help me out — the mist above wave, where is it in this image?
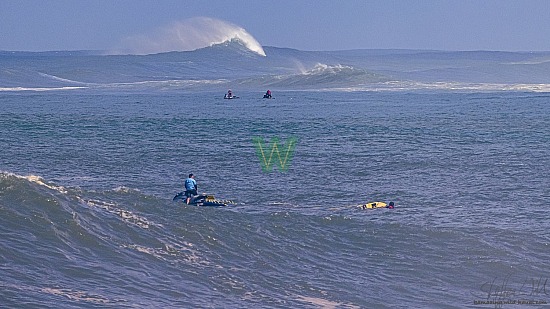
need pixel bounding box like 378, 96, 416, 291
111, 17, 266, 56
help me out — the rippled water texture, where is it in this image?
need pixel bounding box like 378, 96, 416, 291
1, 90, 549, 308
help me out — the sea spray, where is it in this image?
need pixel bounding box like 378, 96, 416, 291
113, 17, 266, 56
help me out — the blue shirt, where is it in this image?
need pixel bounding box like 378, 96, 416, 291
185, 178, 196, 191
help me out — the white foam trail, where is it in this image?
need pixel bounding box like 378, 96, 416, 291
506, 57, 550, 65
0, 86, 87, 92
38, 72, 86, 85
113, 17, 266, 56
295, 295, 360, 309
328, 81, 550, 93
16, 174, 69, 194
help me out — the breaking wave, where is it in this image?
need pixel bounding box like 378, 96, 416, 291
112, 17, 266, 56
3, 46, 550, 92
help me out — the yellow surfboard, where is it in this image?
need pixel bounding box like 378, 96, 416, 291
358, 202, 387, 209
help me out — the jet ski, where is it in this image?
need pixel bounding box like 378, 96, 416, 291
224, 94, 239, 99
173, 192, 235, 207
263, 90, 273, 99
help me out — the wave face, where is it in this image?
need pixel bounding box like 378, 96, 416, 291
2, 165, 549, 308
2, 47, 550, 92
236, 63, 389, 89
113, 17, 266, 56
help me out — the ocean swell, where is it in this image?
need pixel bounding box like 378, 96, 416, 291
112, 17, 266, 56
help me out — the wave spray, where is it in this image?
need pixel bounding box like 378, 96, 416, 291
113, 17, 266, 56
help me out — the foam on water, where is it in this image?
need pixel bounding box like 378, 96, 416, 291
0, 86, 87, 92
3, 45, 550, 92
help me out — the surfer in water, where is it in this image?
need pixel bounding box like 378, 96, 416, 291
264, 89, 272, 98
184, 173, 197, 204
225, 89, 233, 99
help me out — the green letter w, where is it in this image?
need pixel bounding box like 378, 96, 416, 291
253, 137, 298, 172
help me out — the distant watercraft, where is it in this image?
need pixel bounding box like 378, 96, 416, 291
263, 90, 272, 99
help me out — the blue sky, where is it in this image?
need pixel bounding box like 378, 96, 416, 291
1, 0, 550, 52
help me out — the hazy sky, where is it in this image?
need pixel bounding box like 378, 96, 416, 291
1, 0, 550, 52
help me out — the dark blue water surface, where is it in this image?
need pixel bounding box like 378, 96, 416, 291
1, 89, 549, 308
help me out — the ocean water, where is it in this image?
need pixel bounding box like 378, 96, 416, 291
1, 45, 550, 308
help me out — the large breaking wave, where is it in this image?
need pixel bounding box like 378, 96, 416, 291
2, 47, 550, 92
112, 17, 266, 56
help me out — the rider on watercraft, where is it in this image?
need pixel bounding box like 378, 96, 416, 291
184, 173, 197, 204
225, 89, 233, 99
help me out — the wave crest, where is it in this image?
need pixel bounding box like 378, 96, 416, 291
239, 63, 388, 89
113, 17, 266, 56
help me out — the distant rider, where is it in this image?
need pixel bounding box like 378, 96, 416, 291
264, 90, 272, 98
225, 89, 233, 99
184, 173, 197, 204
